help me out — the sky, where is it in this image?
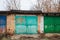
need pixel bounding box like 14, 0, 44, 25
20, 0, 37, 10
0, 0, 59, 11
0, 0, 10, 11
0, 0, 37, 11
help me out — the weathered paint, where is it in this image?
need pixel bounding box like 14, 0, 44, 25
0, 16, 6, 33
40, 16, 44, 33
44, 16, 60, 33
15, 15, 38, 34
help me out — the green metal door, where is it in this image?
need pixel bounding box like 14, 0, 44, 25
54, 16, 60, 33
44, 25, 54, 33
15, 15, 38, 34
55, 25, 60, 33
55, 16, 60, 24
44, 16, 54, 25
44, 16, 60, 33
44, 16, 54, 33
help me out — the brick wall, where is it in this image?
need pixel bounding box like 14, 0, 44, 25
7, 14, 15, 34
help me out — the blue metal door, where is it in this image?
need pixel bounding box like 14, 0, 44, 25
0, 16, 6, 33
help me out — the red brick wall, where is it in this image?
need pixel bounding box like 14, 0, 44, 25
7, 14, 15, 34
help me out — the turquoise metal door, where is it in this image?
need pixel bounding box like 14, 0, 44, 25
15, 15, 38, 34
15, 16, 26, 25
26, 16, 38, 34
26, 16, 37, 25
27, 25, 37, 34
15, 16, 26, 34
15, 25, 26, 34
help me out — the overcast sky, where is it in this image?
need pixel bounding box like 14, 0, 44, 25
20, 0, 37, 10
0, 0, 59, 11
0, 0, 37, 11
0, 0, 8, 11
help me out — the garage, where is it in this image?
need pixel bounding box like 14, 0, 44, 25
15, 15, 38, 34
0, 15, 6, 33
44, 16, 60, 33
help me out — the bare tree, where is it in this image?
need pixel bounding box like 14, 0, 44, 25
1, 0, 59, 12
5, 0, 12, 10
12, 0, 21, 10
32, 0, 59, 12
0, 0, 11, 11
32, 0, 42, 10
58, 1, 60, 12
5, 0, 20, 10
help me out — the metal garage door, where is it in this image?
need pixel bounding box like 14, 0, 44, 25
54, 16, 60, 33
44, 16, 60, 33
0, 16, 6, 33
15, 15, 38, 34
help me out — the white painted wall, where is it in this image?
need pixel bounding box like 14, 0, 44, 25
40, 16, 44, 33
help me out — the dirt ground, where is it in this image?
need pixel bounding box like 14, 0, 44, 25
0, 34, 60, 40
1, 37, 60, 40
